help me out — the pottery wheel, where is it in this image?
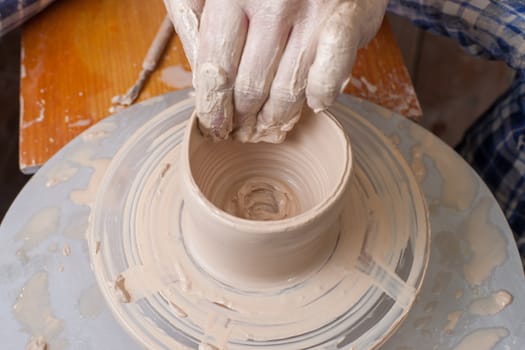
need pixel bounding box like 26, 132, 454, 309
1, 91, 524, 350
87, 98, 429, 350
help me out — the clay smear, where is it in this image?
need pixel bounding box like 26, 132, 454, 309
223, 176, 299, 220
62, 244, 71, 257
452, 328, 508, 350
444, 311, 462, 334
463, 198, 507, 286
409, 124, 478, 211
469, 290, 513, 316
26, 336, 47, 350
13, 272, 67, 350
70, 159, 111, 206
81, 121, 116, 142
65, 146, 112, 206
45, 164, 78, 187
410, 145, 425, 183
114, 275, 132, 303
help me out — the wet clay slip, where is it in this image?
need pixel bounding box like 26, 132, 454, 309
87, 99, 430, 350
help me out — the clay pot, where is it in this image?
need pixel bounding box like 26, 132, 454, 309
180, 109, 352, 290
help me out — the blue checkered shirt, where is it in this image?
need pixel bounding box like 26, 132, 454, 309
0, 0, 54, 37
2, 1, 525, 257
389, 0, 525, 259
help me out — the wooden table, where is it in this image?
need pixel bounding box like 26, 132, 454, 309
19, 0, 421, 174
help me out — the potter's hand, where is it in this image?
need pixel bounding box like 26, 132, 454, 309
164, 0, 388, 142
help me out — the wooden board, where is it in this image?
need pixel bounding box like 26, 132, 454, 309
20, 0, 421, 173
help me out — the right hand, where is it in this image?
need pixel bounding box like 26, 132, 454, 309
164, 0, 388, 143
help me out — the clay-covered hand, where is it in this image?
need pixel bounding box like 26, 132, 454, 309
164, 0, 388, 142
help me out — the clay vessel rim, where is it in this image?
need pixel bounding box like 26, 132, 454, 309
181, 110, 353, 232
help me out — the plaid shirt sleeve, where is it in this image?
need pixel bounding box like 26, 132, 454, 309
387, 0, 525, 73
388, 0, 525, 258
0, 0, 55, 37
455, 79, 525, 260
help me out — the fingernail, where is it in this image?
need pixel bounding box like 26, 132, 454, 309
211, 111, 232, 140
307, 96, 328, 113
196, 111, 231, 141
195, 63, 233, 140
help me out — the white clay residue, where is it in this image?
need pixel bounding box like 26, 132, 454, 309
20, 95, 25, 121
165, 297, 188, 318
452, 327, 509, 350
15, 207, 60, 252
62, 244, 71, 257
389, 133, 401, 146
114, 275, 132, 303
13, 272, 67, 350
409, 125, 478, 210
349, 76, 362, 89
469, 290, 513, 316
26, 336, 47, 350
410, 145, 426, 183
360, 76, 378, 94
68, 119, 92, 128
22, 101, 45, 128
45, 164, 79, 188
463, 198, 507, 286
64, 146, 113, 216
224, 176, 299, 220
108, 105, 125, 114
78, 285, 105, 319
82, 121, 117, 141
160, 65, 193, 89
444, 310, 462, 334
70, 159, 111, 206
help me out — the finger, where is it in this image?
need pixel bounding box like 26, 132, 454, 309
164, 0, 204, 70
251, 23, 318, 143
232, 17, 292, 142
306, 2, 360, 112
196, 0, 248, 140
